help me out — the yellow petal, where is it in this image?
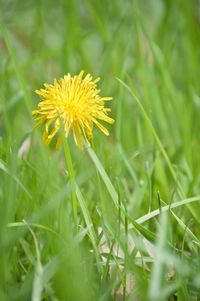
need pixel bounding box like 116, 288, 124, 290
94, 120, 109, 136
56, 135, 62, 149
72, 124, 83, 149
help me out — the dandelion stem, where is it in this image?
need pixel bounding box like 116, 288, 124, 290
63, 138, 78, 231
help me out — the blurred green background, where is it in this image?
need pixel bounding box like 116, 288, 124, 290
0, 0, 200, 300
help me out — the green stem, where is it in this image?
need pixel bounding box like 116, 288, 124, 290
63, 138, 78, 231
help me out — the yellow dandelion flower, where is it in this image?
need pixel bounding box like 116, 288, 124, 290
32, 71, 114, 149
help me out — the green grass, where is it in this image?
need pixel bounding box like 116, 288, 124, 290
1, 0, 200, 300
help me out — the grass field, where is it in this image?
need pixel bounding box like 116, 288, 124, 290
1, 0, 200, 300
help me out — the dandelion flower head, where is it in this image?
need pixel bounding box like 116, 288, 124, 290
32, 71, 114, 149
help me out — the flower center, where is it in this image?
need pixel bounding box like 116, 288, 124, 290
62, 101, 83, 123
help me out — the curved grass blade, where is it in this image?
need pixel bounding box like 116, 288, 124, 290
136, 196, 200, 224
116, 77, 198, 221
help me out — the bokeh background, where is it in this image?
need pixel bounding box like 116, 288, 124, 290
1, 1, 200, 300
